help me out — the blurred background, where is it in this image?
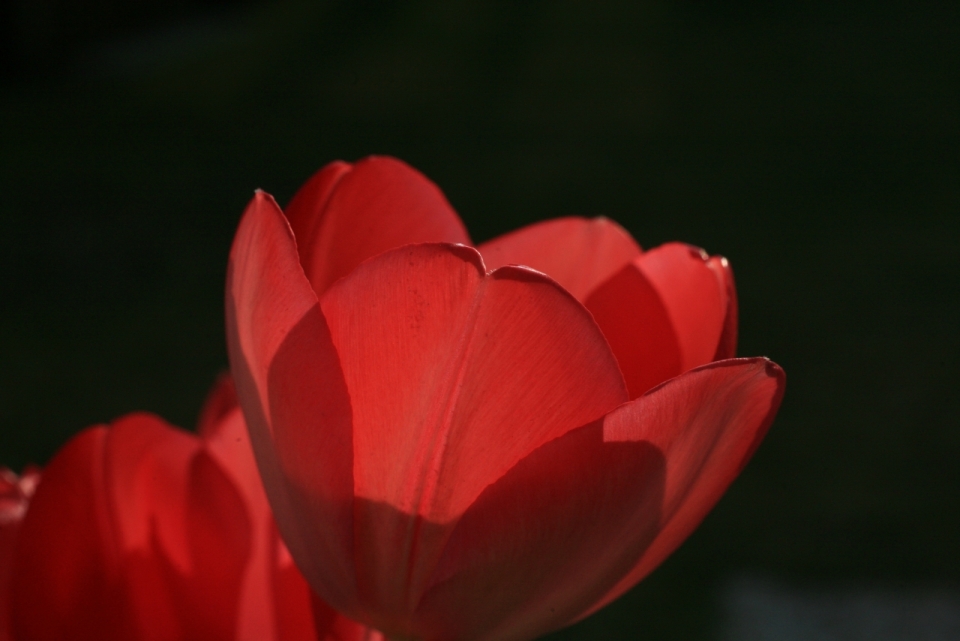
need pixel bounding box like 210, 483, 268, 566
1, 0, 958, 638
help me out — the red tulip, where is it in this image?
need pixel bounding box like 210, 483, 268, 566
226, 156, 785, 640
5, 377, 381, 641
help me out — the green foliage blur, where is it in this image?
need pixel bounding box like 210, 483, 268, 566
1, 1, 958, 638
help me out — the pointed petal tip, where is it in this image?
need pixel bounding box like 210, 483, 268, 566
761, 357, 785, 380
251, 188, 279, 206
488, 263, 548, 282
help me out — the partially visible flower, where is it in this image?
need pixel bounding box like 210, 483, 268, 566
1, 466, 39, 641
226, 156, 785, 640
5, 377, 381, 641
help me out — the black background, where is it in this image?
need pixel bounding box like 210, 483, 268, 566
2, 1, 958, 638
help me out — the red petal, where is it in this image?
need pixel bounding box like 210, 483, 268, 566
311, 592, 387, 641
203, 408, 266, 530
158, 450, 251, 640
583, 358, 785, 615
414, 419, 665, 640
634, 243, 729, 372
196, 373, 239, 437
478, 217, 641, 301
708, 256, 738, 360
226, 191, 357, 614
204, 407, 320, 641
273, 530, 321, 641
105, 414, 248, 640
585, 263, 683, 398
10, 427, 131, 640
319, 243, 627, 623
103, 413, 198, 561
285, 156, 471, 297
284, 161, 352, 260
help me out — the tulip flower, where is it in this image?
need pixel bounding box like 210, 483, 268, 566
5, 377, 380, 641
226, 156, 785, 640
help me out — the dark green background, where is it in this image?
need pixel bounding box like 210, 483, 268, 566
2, 1, 958, 638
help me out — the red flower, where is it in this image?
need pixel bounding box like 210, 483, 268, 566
226, 156, 785, 640
4, 377, 380, 641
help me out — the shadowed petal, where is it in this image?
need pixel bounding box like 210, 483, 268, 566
415, 422, 665, 641
585, 263, 682, 398
161, 451, 251, 640
319, 243, 628, 626
285, 157, 471, 297
11, 428, 129, 640
478, 217, 641, 301
202, 408, 280, 640
312, 591, 388, 641
583, 358, 785, 616
105, 414, 251, 639
226, 191, 357, 615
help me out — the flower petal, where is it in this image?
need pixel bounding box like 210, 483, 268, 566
311, 591, 388, 641
109, 414, 252, 640
273, 528, 321, 641
285, 156, 471, 297
414, 420, 666, 641
104, 413, 199, 563
202, 409, 280, 640
708, 255, 738, 360
478, 217, 641, 301
10, 427, 128, 639
583, 357, 785, 615
319, 243, 628, 624
156, 449, 251, 640
226, 191, 357, 615
196, 373, 239, 437
585, 262, 682, 398
633, 243, 730, 372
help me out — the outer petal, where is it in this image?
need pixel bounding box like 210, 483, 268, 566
584, 357, 785, 615
12, 415, 254, 640
633, 243, 730, 372
414, 421, 665, 641
478, 217, 641, 301
104, 413, 201, 566
285, 156, 471, 297
226, 191, 357, 614
110, 414, 254, 640
319, 243, 628, 632
10, 427, 130, 640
